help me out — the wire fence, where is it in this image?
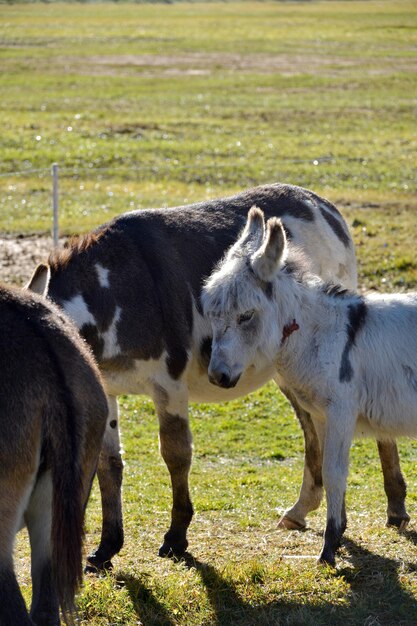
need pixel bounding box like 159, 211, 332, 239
1, 158, 338, 244
0, 156, 412, 245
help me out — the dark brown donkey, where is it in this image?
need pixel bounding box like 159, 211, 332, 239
0, 284, 108, 626
27, 183, 409, 572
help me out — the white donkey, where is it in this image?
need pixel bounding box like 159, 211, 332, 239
203, 206, 417, 566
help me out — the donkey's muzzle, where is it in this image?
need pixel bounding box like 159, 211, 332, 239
209, 369, 240, 389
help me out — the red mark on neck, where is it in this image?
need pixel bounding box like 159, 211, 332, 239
281, 319, 300, 345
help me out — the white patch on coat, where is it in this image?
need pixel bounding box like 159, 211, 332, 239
61, 294, 96, 329
285, 214, 357, 290
103, 353, 169, 397
95, 263, 110, 288
102, 306, 122, 359
101, 396, 124, 457
153, 368, 189, 418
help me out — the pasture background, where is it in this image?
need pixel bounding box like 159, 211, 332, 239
1, 1, 417, 624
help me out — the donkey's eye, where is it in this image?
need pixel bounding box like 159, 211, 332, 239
237, 310, 254, 324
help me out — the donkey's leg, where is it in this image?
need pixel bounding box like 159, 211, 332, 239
86, 395, 124, 572
0, 477, 35, 625
25, 471, 60, 626
319, 407, 355, 567
277, 386, 324, 530
153, 380, 194, 558
377, 440, 410, 529
0, 566, 34, 626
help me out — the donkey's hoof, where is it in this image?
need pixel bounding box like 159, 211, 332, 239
387, 514, 410, 530
85, 553, 113, 575
318, 550, 336, 568
84, 561, 113, 575
278, 515, 306, 531
158, 540, 187, 559
30, 611, 60, 626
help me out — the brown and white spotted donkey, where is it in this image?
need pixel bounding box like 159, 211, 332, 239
0, 283, 108, 626
27, 183, 409, 571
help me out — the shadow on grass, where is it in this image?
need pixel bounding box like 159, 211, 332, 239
188, 541, 417, 626
117, 572, 176, 626
338, 538, 417, 625
117, 539, 417, 626
402, 528, 417, 548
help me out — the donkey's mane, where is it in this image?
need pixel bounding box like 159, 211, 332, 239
48, 228, 108, 269
321, 282, 357, 299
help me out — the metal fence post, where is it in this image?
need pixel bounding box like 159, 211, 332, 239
52, 163, 59, 246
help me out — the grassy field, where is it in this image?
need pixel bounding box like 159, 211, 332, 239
0, 1, 416, 233
2, 1, 417, 624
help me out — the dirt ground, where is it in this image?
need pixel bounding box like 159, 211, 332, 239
52, 53, 415, 78
0, 235, 61, 287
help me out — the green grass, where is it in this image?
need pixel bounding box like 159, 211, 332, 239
5, 2, 417, 624
0, 1, 416, 233
17, 389, 417, 625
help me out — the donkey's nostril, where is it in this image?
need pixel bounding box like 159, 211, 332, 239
219, 372, 231, 388
208, 369, 231, 388
209, 369, 240, 389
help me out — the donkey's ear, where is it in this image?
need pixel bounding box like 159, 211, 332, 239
250, 217, 287, 282
25, 263, 51, 296
232, 205, 265, 253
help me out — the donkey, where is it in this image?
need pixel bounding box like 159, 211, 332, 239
202, 206, 417, 566
0, 284, 108, 626
27, 183, 409, 570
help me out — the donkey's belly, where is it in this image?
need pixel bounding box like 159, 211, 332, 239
100, 351, 275, 402
101, 356, 166, 397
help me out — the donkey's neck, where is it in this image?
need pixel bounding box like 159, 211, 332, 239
273, 274, 344, 371
273, 273, 315, 342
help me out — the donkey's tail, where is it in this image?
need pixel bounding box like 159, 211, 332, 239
45, 373, 86, 625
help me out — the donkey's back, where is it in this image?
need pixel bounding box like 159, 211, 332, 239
41, 183, 356, 399
0, 285, 108, 625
